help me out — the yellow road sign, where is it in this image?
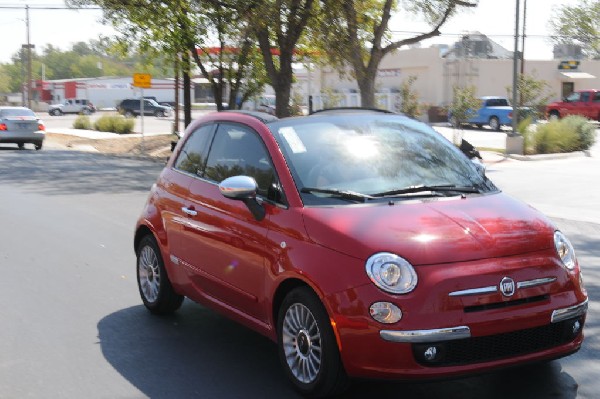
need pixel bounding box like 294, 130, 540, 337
133, 73, 152, 88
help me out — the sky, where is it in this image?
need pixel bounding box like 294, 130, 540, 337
0, 0, 583, 65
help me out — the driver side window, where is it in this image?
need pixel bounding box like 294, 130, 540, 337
204, 124, 276, 198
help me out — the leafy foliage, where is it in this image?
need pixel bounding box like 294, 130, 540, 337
505, 71, 554, 120
550, 0, 600, 59
315, 0, 478, 108
94, 114, 135, 134
534, 116, 597, 154
398, 76, 421, 117
449, 85, 479, 126
73, 115, 92, 130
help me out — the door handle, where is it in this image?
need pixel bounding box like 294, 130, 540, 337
181, 207, 198, 216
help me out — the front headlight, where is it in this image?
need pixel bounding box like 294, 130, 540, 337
554, 231, 577, 270
366, 252, 418, 294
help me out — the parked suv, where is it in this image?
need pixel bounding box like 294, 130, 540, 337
48, 99, 95, 116
117, 98, 171, 118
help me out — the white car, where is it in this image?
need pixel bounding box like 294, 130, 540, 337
48, 99, 96, 116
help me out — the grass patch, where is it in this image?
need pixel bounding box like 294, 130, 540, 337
93, 114, 135, 134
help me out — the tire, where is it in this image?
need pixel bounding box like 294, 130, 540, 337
50, 109, 62, 116
549, 110, 560, 121
475, 123, 483, 129
136, 234, 184, 315
17, 143, 25, 150
277, 286, 348, 397
489, 116, 501, 131
34, 142, 43, 151
82, 108, 91, 115
155, 110, 165, 117
124, 110, 135, 118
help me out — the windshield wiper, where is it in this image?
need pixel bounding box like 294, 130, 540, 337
371, 184, 480, 198
300, 187, 371, 203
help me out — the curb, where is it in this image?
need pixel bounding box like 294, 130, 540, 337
506, 151, 591, 161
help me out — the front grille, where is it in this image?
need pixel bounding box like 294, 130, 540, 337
464, 295, 549, 313
413, 317, 583, 367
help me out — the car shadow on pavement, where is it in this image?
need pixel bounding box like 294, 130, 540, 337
0, 148, 163, 195
98, 303, 579, 399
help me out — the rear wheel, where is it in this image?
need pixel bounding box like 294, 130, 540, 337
489, 116, 501, 131
17, 143, 25, 150
277, 287, 348, 397
51, 109, 62, 116
34, 142, 43, 151
136, 234, 184, 314
549, 110, 560, 121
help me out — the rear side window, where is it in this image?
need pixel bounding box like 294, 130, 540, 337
174, 124, 215, 177
204, 124, 276, 196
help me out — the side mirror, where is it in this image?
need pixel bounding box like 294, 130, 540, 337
219, 175, 265, 221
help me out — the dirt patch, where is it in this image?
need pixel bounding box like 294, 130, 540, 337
46, 133, 178, 159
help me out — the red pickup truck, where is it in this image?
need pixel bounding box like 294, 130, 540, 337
546, 89, 600, 121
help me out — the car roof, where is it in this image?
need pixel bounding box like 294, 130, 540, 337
220, 110, 279, 123
310, 107, 396, 116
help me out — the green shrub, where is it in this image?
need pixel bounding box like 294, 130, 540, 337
533, 116, 596, 154
93, 114, 134, 134
72, 115, 91, 130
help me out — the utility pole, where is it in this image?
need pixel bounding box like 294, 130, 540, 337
25, 5, 34, 109
511, 0, 520, 135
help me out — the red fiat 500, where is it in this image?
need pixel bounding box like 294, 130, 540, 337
134, 109, 587, 397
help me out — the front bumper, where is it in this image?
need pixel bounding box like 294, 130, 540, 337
380, 299, 587, 343
326, 251, 587, 379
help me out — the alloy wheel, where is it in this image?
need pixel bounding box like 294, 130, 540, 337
282, 303, 322, 384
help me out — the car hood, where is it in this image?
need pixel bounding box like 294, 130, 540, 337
301, 193, 555, 265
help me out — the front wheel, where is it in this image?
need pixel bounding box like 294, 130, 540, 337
155, 110, 165, 117
489, 116, 501, 131
278, 287, 348, 397
124, 111, 135, 118
549, 110, 560, 121
136, 234, 184, 314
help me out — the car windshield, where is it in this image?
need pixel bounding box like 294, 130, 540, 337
269, 114, 497, 205
0, 108, 36, 118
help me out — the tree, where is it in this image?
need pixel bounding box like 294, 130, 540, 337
550, 0, 600, 59
448, 85, 479, 128
316, 0, 478, 108
67, 0, 266, 115
505, 71, 554, 120
398, 75, 421, 118
251, 0, 317, 117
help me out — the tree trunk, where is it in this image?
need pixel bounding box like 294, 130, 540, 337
357, 74, 377, 109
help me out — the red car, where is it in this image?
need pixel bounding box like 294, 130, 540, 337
134, 109, 587, 397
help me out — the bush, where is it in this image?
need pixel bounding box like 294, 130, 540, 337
533, 116, 596, 154
72, 115, 91, 130
93, 114, 135, 134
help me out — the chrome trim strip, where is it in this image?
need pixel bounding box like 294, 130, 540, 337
449, 277, 558, 298
517, 277, 557, 289
449, 286, 497, 297
380, 326, 471, 343
551, 299, 588, 323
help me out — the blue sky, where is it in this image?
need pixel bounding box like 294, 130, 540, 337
0, 0, 582, 64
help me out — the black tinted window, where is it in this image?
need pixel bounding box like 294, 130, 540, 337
174, 125, 215, 176
205, 124, 275, 195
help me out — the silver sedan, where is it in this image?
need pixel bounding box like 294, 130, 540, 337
0, 107, 45, 150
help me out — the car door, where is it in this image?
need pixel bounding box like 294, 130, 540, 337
592, 92, 600, 121
160, 123, 216, 287
177, 122, 277, 322
560, 92, 581, 117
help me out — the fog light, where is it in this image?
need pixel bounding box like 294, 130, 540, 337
572, 320, 581, 335
424, 346, 438, 361
369, 302, 402, 324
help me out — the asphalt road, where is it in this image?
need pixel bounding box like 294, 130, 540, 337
0, 144, 598, 398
